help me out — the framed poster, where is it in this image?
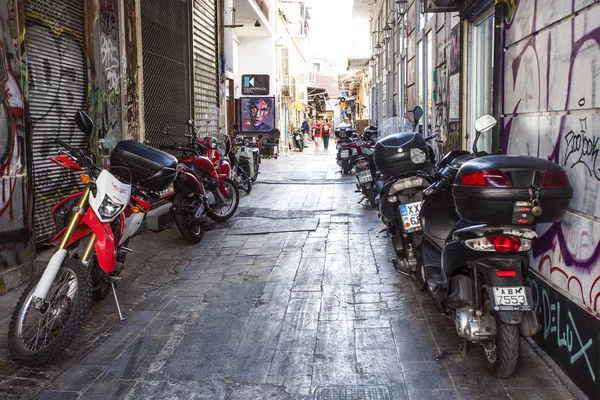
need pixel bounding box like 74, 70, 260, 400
240, 97, 275, 133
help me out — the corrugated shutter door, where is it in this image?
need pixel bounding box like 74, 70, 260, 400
141, 0, 191, 147
192, 0, 219, 136
25, 0, 88, 245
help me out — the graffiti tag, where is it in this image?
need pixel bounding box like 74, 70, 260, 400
564, 118, 600, 181
100, 34, 119, 93
529, 276, 596, 383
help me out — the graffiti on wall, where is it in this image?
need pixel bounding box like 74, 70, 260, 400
502, 0, 600, 312
448, 26, 460, 75
527, 272, 599, 395
96, 0, 121, 149
502, 2, 600, 395
0, 2, 28, 268
124, 0, 139, 141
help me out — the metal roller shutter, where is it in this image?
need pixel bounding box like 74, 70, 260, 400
25, 0, 88, 245
141, 0, 191, 147
192, 0, 219, 137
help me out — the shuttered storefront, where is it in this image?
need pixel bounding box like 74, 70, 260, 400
192, 0, 219, 136
25, 0, 88, 245
141, 0, 191, 147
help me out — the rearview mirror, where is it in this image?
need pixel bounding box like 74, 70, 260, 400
413, 106, 424, 122
187, 119, 195, 128
474, 114, 497, 133
75, 110, 94, 137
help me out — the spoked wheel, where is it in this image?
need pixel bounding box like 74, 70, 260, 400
8, 258, 93, 366
484, 316, 521, 378
206, 178, 239, 222
173, 193, 205, 243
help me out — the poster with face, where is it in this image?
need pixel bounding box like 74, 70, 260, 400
240, 97, 275, 133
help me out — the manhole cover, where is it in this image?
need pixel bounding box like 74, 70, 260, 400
314, 386, 390, 400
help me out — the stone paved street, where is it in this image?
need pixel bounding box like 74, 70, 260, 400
0, 143, 576, 399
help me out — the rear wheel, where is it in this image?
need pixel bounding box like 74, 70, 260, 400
173, 193, 204, 243
365, 187, 377, 208
8, 258, 93, 366
206, 178, 239, 222
484, 317, 521, 378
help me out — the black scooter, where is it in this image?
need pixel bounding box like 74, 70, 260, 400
335, 127, 356, 174
375, 107, 437, 274
292, 128, 304, 152
351, 127, 379, 208
418, 115, 573, 378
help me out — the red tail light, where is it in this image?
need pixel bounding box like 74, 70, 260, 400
495, 270, 517, 277
542, 169, 570, 188
461, 169, 512, 187
356, 160, 369, 169
489, 235, 521, 252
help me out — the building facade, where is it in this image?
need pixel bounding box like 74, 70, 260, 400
364, 0, 600, 396
0, 0, 221, 291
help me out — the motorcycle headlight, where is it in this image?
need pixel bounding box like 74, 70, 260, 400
210, 137, 218, 149
98, 194, 124, 219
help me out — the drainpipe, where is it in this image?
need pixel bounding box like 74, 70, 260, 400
118, 0, 127, 140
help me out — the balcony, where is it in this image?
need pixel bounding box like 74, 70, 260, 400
233, 0, 273, 37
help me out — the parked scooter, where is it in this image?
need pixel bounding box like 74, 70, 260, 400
417, 115, 573, 377
351, 127, 379, 208
292, 128, 305, 152
336, 127, 357, 174
226, 136, 253, 193
8, 111, 177, 366
374, 106, 438, 274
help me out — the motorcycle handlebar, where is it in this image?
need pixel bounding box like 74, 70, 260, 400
55, 138, 74, 152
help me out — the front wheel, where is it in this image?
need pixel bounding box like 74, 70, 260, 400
484, 317, 521, 378
8, 258, 93, 366
172, 193, 205, 243
206, 178, 239, 222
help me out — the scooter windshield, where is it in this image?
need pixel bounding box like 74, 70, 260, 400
377, 117, 414, 139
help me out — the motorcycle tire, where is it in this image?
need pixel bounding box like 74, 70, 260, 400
206, 178, 240, 222
366, 187, 377, 209
8, 258, 93, 366
485, 317, 521, 378
90, 256, 111, 301
173, 193, 204, 243
239, 164, 253, 193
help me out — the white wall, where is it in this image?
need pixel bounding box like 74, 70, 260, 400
236, 37, 277, 97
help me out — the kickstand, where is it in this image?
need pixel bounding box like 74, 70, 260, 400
434, 350, 446, 361
375, 227, 388, 238
357, 196, 366, 204
110, 281, 126, 321
461, 338, 469, 355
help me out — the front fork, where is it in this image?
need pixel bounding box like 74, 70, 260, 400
31, 186, 96, 308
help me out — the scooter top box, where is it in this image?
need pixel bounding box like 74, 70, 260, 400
110, 140, 178, 192
373, 132, 433, 177
452, 155, 573, 225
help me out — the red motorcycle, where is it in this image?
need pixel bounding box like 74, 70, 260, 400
8, 111, 177, 366
159, 120, 239, 243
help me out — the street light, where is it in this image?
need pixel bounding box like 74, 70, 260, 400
395, 0, 407, 16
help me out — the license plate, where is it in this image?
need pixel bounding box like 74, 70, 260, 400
399, 201, 423, 233
357, 170, 373, 183
340, 149, 350, 158
158, 183, 175, 198
295, 134, 300, 140
492, 286, 531, 311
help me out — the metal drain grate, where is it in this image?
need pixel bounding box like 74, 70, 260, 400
314, 386, 390, 400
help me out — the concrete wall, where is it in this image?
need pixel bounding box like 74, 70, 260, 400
501, 0, 600, 395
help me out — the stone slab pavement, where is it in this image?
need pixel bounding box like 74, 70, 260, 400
0, 143, 577, 399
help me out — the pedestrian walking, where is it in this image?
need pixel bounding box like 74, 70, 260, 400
312, 117, 324, 150
301, 116, 311, 146
322, 118, 332, 150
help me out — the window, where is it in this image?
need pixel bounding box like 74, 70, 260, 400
469, 10, 494, 152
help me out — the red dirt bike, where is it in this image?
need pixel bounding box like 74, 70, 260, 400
8, 111, 178, 366
158, 120, 239, 243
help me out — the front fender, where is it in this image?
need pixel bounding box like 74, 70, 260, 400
81, 208, 116, 273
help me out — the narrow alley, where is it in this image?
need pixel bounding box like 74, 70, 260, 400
0, 146, 574, 399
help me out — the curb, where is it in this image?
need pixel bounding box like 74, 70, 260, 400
525, 337, 589, 400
